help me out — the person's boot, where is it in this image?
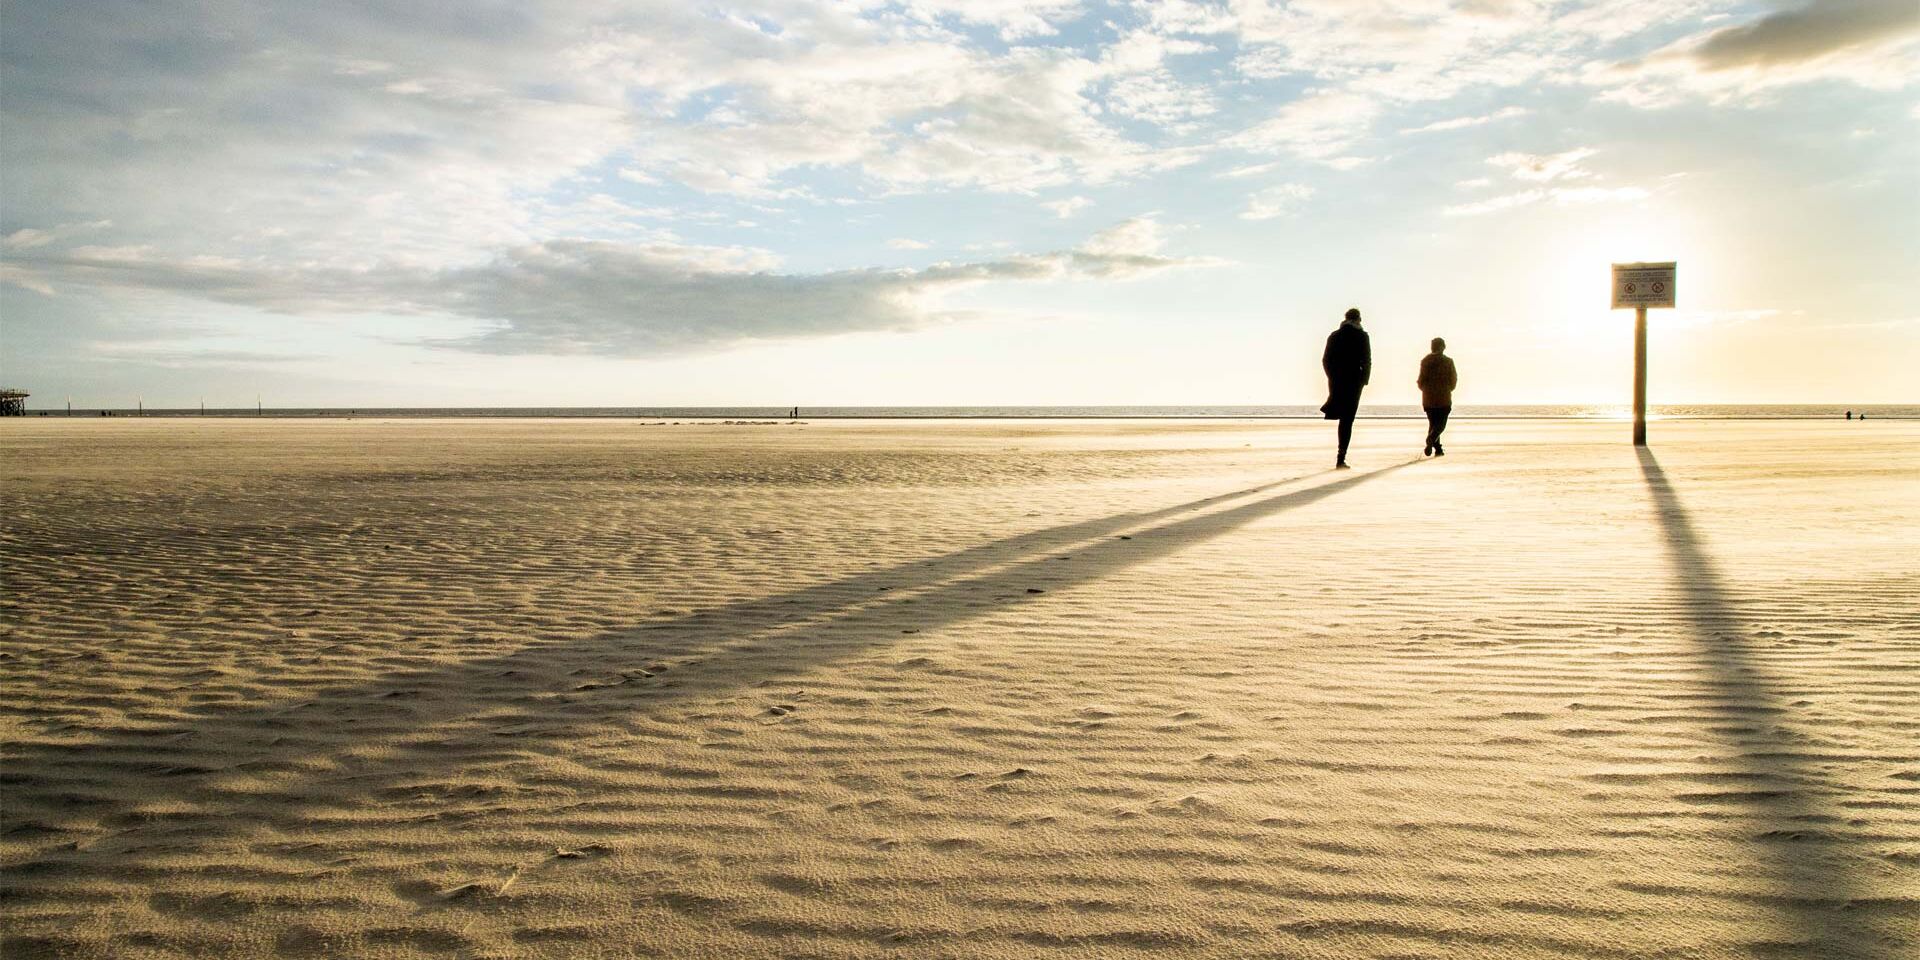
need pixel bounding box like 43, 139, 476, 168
1434, 443, 1445, 457
1335, 456, 1350, 469
1424, 440, 1433, 457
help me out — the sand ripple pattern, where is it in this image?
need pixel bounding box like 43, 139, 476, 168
3, 418, 1916, 959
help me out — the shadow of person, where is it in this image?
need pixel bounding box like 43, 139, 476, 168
1636, 448, 1883, 957
3, 461, 1414, 903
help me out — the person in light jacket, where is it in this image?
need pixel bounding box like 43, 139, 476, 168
1320, 308, 1371, 469
1417, 337, 1457, 457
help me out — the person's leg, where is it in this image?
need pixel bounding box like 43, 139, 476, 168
1424, 408, 1439, 455
1336, 415, 1354, 466
1433, 407, 1450, 454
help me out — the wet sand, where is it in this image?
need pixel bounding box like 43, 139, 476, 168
2, 417, 1916, 959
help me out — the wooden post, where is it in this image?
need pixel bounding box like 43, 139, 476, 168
1632, 305, 1648, 446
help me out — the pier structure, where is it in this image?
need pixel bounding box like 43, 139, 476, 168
0, 388, 28, 416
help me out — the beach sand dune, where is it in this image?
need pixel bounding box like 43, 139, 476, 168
2, 418, 1916, 958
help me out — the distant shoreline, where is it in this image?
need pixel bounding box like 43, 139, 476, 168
10, 404, 1917, 420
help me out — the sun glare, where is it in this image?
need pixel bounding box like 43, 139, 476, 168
1527, 206, 1712, 358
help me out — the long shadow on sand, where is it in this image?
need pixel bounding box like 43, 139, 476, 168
3, 461, 1412, 905
1637, 449, 1883, 958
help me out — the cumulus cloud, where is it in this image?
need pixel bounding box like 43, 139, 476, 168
0, 0, 1216, 275
8, 220, 1217, 356
5, 0, 1912, 373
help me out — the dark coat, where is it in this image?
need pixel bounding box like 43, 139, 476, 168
1417, 352, 1457, 409
1320, 323, 1370, 420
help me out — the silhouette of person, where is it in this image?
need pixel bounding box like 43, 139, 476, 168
1418, 337, 1457, 457
1846, 410, 1853, 421
1320, 307, 1370, 469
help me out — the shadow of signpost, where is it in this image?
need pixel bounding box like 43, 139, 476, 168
1636, 448, 1881, 957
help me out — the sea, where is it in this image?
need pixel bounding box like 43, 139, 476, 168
21, 405, 1919, 420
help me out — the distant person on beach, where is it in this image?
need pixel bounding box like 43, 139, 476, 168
1417, 337, 1457, 457
1320, 308, 1371, 469
1846, 410, 1853, 420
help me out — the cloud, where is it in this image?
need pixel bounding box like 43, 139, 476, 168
1443, 189, 1549, 216
1219, 161, 1281, 179
1, 0, 1216, 279
1689, 0, 1920, 71
3, 220, 113, 251
1595, 0, 1920, 105
887, 238, 932, 250
1135, 0, 1239, 35
1486, 147, 1598, 182
1445, 146, 1649, 214
1075, 217, 1166, 258
1226, 90, 1378, 166
1239, 183, 1314, 220
90, 344, 312, 367
1040, 196, 1094, 218
1444, 184, 1648, 216
876, 0, 1088, 41
11, 220, 1218, 356
1106, 70, 1219, 127
1229, 0, 1568, 102
1401, 106, 1529, 134
1547, 185, 1651, 205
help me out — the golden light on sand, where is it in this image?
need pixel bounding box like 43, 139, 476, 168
3, 418, 1916, 957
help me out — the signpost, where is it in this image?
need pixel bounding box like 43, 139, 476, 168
1611, 261, 1675, 446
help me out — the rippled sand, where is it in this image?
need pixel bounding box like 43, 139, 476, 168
2, 417, 1916, 959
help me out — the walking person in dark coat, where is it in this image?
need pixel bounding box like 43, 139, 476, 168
1418, 337, 1457, 457
1320, 308, 1371, 469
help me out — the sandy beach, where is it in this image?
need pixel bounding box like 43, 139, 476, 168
2, 417, 1915, 959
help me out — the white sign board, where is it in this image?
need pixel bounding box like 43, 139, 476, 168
1612, 262, 1676, 309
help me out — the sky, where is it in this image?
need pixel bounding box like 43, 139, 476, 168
2, 0, 1916, 408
